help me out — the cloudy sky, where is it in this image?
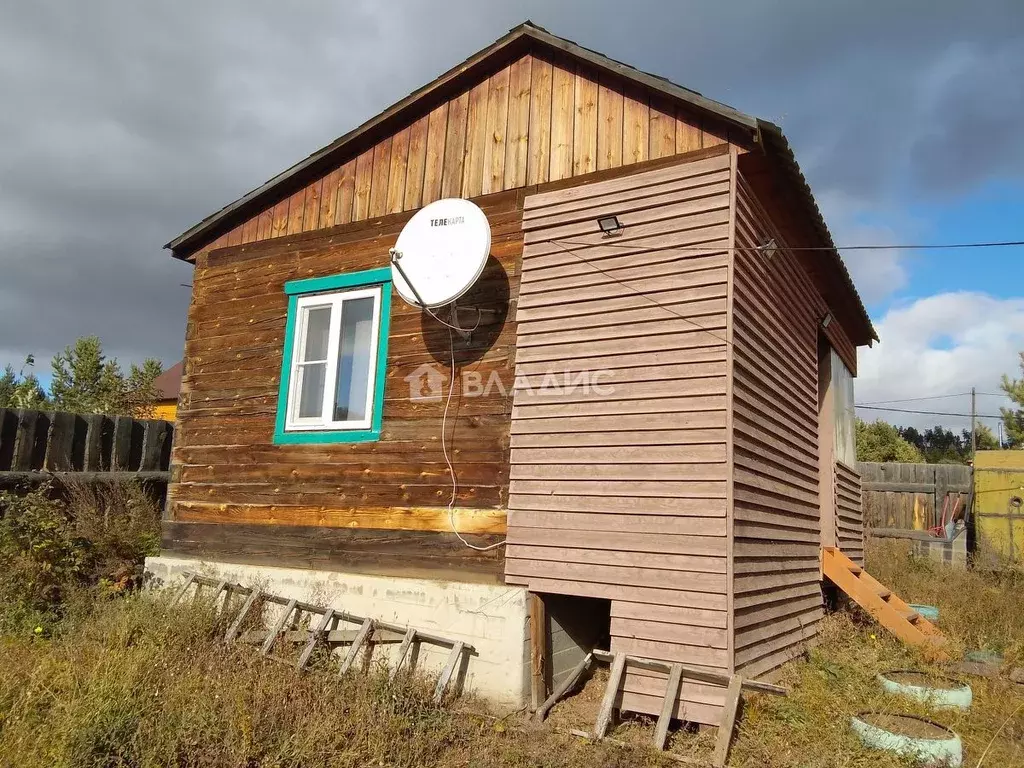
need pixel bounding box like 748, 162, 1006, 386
2, 1, 1022, 433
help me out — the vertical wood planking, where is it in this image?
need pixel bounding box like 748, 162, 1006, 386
301, 179, 322, 231
386, 127, 411, 214
676, 108, 703, 154
270, 198, 289, 238
226, 225, 243, 247
256, 209, 273, 241
285, 189, 305, 235
504, 55, 533, 189
622, 87, 649, 165
441, 91, 470, 198
353, 149, 374, 221
335, 160, 356, 225
649, 97, 676, 159
703, 119, 729, 148
596, 76, 623, 171
319, 167, 341, 227
368, 138, 393, 218
422, 102, 449, 205
404, 115, 429, 210
572, 67, 599, 176
527, 56, 553, 186
462, 80, 490, 198
548, 61, 575, 181
482, 64, 511, 195
240, 215, 259, 244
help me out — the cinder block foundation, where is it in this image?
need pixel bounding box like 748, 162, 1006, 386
146, 555, 531, 710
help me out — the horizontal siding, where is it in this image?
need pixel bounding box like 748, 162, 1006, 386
730, 174, 824, 679
193, 53, 740, 261
835, 460, 865, 565
505, 154, 732, 724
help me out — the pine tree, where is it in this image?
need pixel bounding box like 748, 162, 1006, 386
0, 357, 47, 409
1000, 352, 1024, 447
49, 336, 162, 417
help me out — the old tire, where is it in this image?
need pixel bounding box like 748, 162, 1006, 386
878, 670, 973, 710
851, 712, 962, 767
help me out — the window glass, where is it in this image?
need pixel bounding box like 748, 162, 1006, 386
302, 306, 331, 361
831, 349, 856, 466
334, 296, 375, 422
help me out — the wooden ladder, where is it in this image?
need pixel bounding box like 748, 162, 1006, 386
821, 547, 947, 660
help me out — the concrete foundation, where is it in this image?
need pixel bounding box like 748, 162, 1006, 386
146, 555, 531, 710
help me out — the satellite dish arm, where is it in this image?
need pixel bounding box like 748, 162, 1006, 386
388, 248, 428, 308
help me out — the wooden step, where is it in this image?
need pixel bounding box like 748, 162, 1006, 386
821, 548, 947, 660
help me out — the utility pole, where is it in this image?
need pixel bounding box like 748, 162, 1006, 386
971, 387, 977, 455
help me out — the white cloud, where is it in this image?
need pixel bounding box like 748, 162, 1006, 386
857, 292, 1024, 433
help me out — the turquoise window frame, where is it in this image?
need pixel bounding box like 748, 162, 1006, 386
273, 267, 392, 445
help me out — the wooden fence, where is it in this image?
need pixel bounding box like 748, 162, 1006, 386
0, 408, 173, 480
857, 462, 972, 532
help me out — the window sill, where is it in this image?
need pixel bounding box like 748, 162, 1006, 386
273, 428, 381, 445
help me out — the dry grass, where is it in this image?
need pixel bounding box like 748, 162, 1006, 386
1, 538, 1022, 766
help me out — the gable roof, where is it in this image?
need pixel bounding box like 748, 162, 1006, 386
166, 20, 876, 343
153, 360, 183, 401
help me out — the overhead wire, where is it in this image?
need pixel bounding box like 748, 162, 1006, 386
856, 405, 1004, 419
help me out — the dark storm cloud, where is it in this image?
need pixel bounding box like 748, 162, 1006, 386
1, 1, 1022, 371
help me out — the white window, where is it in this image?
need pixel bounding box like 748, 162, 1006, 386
285, 286, 382, 432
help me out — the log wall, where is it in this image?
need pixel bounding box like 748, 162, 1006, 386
163, 191, 525, 582
504, 153, 733, 725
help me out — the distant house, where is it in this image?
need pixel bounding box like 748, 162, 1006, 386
151, 22, 877, 723
152, 361, 182, 421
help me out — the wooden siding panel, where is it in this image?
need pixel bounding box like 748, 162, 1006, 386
527, 55, 553, 186
835, 460, 864, 564
441, 90, 470, 198
549, 62, 575, 181
649, 97, 676, 159
622, 87, 649, 166
507, 155, 733, 725
596, 77, 624, 171
386, 126, 411, 214
352, 149, 374, 221
403, 115, 429, 210
504, 55, 532, 189
462, 80, 489, 199
483, 64, 511, 195
572, 67, 599, 176
730, 172, 833, 678
368, 137, 393, 218
422, 102, 449, 205
301, 179, 322, 231
335, 160, 356, 225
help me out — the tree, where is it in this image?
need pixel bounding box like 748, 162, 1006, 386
857, 418, 925, 463
0, 356, 47, 409
49, 337, 162, 417
1000, 352, 1024, 447
972, 423, 1000, 453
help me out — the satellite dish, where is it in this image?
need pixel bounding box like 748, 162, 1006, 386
390, 198, 491, 308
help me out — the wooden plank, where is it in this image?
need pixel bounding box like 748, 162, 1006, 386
367, 137, 392, 218
622, 87, 649, 165
11, 410, 38, 471
297, 608, 334, 669
649, 97, 676, 159
403, 115, 429, 210
654, 663, 684, 750
441, 90, 469, 198
261, 598, 297, 655
433, 641, 464, 703
318, 167, 340, 228
390, 627, 416, 680
285, 189, 305, 235
422, 102, 449, 205
339, 618, 373, 674
504, 55, 532, 189
530, 593, 547, 710
712, 675, 743, 768
161, 522, 505, 584
483, 64, 511, 195
140, 419, 170, 471
676, 108, 703, 154
595, 653, 627, 738
386, 127, 410, 214
572, 67, 598, 176
549, 61, 575, 181
301, 179, 322, 231
535, 652, 592, 721
335, 160, 356, 225
527, 55, 553, 185
462, 80, 489, 198
596, 76, 623, 171
352, 149, 374, 221
82, 413, 104, 471
43, 412, 75, 471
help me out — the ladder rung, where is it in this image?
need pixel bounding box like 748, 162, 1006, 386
897, 608, 921, 624
848, 564, 863, 575
876, 589, 892, 600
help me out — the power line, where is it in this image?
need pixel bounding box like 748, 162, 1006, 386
546, 240, 733, 348
856, 404, 1004, 419
552, 236, 1024, 255
857, 392, 972, 405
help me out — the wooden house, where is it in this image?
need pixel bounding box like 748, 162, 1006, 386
152, 360, 183, 421
152, 22, 875, 725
